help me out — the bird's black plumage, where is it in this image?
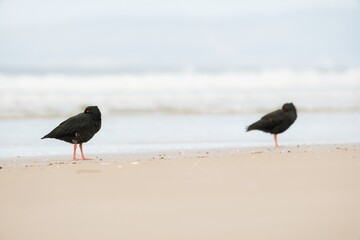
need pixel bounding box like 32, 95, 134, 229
42, 106, 101, 160
42, 106, 101, 143
246, 103, 297, 147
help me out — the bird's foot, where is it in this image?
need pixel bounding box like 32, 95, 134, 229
81, 157, 93, 160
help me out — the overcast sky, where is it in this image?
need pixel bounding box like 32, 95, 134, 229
0, 0, 359, 71
0, 0, 358, 26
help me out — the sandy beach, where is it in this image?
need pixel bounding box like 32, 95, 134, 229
1, 144, 360, 240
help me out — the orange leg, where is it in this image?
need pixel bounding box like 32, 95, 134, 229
73, 144, 77, 160
79, 143, 92, 160
273, 134, 279, 147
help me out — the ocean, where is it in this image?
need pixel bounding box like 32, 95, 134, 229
0, 69, 359, 159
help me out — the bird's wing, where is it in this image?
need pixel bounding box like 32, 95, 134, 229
45, 113, 89, 138
260, 109, 284, 129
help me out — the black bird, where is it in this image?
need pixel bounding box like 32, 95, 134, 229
41, 106, 102, 160
246, 103, 297, 147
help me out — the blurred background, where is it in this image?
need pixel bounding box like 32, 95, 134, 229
0, 0, 359, 157
0, 0, 359, 71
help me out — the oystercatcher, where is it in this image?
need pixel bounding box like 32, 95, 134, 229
246, 103, 297, 147
42, 106, 101, 160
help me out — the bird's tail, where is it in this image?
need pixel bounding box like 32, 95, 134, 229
41, 134, 51, 139
246, 121, 260, 132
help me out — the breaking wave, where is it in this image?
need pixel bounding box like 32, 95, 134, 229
1, 68, 359, 118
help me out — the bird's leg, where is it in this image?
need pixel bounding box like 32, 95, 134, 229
273, 134, 279, 148
73, 144, 77, 160
79, 143, 92, 160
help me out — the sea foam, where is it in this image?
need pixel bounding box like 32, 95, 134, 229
1, 69, 359, 118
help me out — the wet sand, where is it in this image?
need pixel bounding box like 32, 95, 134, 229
1, 144, 360, 240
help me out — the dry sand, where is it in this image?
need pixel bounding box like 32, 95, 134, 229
1, 144, 360, 240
